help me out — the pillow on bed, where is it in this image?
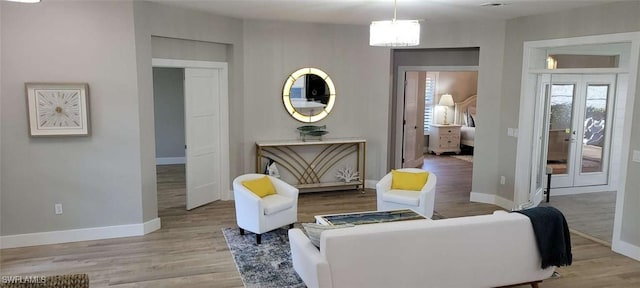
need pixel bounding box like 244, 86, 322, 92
467, 106, 477, 127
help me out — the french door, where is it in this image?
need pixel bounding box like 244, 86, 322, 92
535, 74, 616, 189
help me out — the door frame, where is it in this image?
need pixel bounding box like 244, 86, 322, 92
514, 32, 640, 259
394, 65, 479, 168
152, 58, 231, 201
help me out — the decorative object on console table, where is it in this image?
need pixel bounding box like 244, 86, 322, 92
255, 138, 366, 192
428, 124, 461, 155
335, 166, 359, 183
26, 83, 90, 136
263, 158, 281, 178
296, 125, 328, 141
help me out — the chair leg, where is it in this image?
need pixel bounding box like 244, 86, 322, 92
239, 228, 245, 235
256, 234, 261, 245
289, 223, 294, 229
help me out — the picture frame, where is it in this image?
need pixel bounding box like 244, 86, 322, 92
26, 83, 90, 137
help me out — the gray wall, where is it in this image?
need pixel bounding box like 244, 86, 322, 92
389, 22, 507, 200
133, 1, 244, 205
438, 71, 478, 103
153, 68, 185, 159
499, 1, 640, 246
0, 2, 3, 227
1, 1, 145, 235
151, 36, 227, 62
242, 20, 390, 180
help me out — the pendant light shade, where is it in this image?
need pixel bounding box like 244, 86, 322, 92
370, 20, 420, 47
369, 0, 420, 47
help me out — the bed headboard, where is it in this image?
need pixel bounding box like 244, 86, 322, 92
454, 95, 477, 125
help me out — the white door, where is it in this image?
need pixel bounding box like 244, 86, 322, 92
538, 74, 616, 189
402, 71, 425, 168
185, 68, 222, 210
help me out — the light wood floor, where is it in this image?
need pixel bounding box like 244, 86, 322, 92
1, 157, 639, 287
542, 191, 616, 245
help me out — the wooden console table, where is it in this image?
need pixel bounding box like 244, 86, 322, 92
256, 138, 366, 191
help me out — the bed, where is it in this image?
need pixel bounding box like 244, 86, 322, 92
454, 95, 477, 147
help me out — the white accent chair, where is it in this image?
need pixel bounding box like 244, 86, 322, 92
233, 174, 299, 244
376, 168, 436, 218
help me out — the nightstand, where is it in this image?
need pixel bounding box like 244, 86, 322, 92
428, 124, 461, 155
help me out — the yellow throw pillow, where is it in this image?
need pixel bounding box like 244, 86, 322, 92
242, 176, 277, 198
391, 170, 429, 191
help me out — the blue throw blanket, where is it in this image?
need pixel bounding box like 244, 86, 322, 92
513, 206, 572, 269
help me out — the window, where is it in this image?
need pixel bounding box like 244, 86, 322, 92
424, 72, 438, 132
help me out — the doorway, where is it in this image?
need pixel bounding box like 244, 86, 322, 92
396, 67, 479, 169
152, 59, 230, 211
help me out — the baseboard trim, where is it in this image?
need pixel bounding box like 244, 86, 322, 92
547, 185, 612, 196
0, 218, 161, 249
470, 191, 514, 210
612, 239, 640, 261
143, 218, 162, 234
156, 157, 185, 165
365, 179, 378, 189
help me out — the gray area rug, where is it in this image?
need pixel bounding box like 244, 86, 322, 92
222, 227, 305, 288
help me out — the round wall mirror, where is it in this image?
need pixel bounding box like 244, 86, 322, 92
282, 67, 336, 122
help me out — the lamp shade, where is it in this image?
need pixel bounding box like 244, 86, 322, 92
370, 20, 420, 47
439, 94, 454, 106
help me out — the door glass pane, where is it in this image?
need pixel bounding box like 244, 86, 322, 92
536, 82, 551, 192
581, 84, 609, 173
547, 84, 575, 175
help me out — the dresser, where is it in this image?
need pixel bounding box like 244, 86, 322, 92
428, 124, 461, 155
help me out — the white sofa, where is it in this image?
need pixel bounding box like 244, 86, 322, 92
289, 211, 555, 288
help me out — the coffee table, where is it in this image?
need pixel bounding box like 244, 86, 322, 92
315, 209, 427, 226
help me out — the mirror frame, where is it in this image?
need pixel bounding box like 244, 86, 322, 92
282, 67, 336, 122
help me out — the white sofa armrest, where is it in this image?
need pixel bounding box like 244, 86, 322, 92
289, 229, 332, 288
232, 180, 263, 232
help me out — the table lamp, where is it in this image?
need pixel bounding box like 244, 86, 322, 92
439, 94, 454, 125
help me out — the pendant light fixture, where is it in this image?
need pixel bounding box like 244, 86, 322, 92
370, 0, 420, 47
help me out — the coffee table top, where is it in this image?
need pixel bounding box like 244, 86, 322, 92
315, 209, 427, 226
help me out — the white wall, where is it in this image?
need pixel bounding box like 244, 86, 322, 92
153, 68, 185, 159
0, 1, 146, 235
242, 20, 390, 180
499, 1, 640, 247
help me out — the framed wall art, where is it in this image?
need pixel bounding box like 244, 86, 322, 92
26, 83, 90, 136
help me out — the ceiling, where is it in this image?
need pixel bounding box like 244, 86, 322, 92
149, 0, 626, 25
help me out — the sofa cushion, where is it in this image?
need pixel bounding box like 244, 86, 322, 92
383, 190, 420, 206
391, 170, 428, 191
262, 194, 294, 215
242, 176, 277, 198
